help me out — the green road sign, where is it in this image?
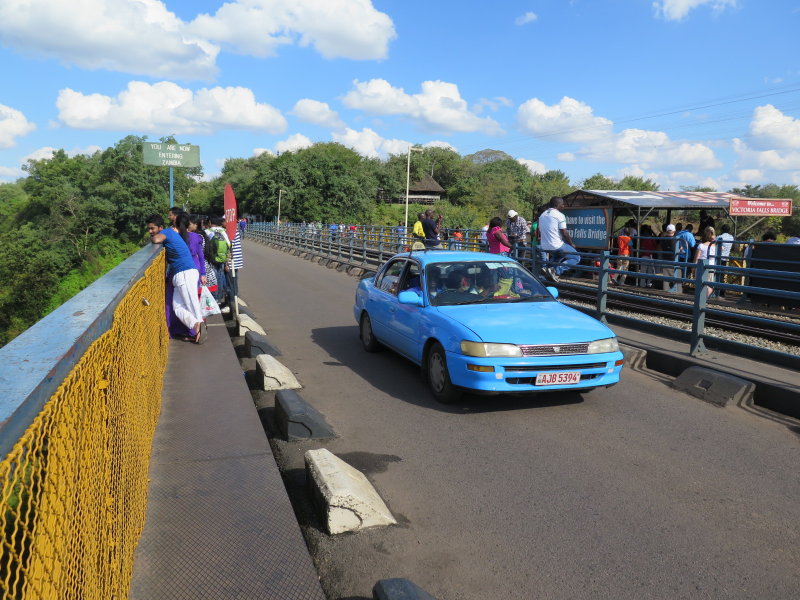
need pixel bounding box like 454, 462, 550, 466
142, 142, 200, 168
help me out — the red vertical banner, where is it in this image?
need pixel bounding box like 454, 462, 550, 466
224, 183, 238, 240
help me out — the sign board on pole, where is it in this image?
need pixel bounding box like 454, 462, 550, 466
142, 142, 200, 168
562, 207, 612, 249
729, 198, 793, 216
224, 184, 238, 241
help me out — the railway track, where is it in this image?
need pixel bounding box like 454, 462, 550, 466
556, 279, 800, 347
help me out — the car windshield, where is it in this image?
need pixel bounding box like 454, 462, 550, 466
426, 261, 553, 306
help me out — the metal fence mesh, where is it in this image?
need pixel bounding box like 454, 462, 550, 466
0, 253, 167, 600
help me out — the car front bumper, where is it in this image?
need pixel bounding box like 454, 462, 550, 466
446, 350, 624, 393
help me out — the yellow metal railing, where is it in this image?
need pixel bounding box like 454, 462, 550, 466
0, 253, 168, 600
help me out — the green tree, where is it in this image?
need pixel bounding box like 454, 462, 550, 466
617, 175, 659, 191
529, 170, 574, 208
581, 173, 617, 190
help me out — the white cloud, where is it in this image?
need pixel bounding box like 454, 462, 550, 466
516, 96, 613, 143
0, 0, 219, 80
737, 169, 764, 181
23, 145, 102, 162
0, 104, 36, 148
423, 140, 458, 151
653, 0, 736, 21
748, 104, 800, 150
0, 165, 23, 179
291, 99, 345, 129
189, 0, 395, 60
275, 133, 314, 153
582, 128, 721, 170
253, 148, 275, 157
515, 12, 538, 25
342, 78, 502, 134
517, 158, 546, 174
56, 81, 287, 134
333, 127, 384, 157
475, 97, 513, 113
0, 0, 395, 80
557, 152, 575, 162
332, 127, 418, 158
732, 138, 800, 171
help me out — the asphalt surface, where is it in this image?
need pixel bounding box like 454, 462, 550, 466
239, 240, 800, 600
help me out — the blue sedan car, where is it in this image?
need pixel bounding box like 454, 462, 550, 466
354, 251, 624, 403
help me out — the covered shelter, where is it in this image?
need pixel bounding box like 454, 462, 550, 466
393, 174, 446, 205
560, 190, 736, 249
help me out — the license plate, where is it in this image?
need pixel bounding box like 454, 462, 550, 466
535, 371, 581, 386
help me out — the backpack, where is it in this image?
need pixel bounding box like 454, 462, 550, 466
204, 230, 228, 265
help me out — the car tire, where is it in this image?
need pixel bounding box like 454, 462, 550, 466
360, 313, 381, 353
427, 342, 461, 404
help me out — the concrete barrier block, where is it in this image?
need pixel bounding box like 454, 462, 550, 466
620, 344, 647, 370
373, 579, 439, 600
236, 297, 248, 308
672, 366, 755, 407
244, 331, 281, 358
348, 266, 364, 278
326, 261, 339, 269
237, 314, 266, 336
319, 258, 329, 267
275, 390, 335, 440
256, 355, 301, 391
305, 448, 397, 535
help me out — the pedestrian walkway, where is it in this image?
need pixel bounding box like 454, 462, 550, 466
611, 320, 799, 420
129, 314, 325, 600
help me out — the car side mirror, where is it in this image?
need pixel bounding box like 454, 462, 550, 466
546, 286, 559, 299
398, 290, 424, 306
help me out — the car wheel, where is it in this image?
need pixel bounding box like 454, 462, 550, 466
360, 313, 381, 352
427, 342, 461, 404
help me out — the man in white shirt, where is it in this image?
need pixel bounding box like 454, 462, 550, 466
538, 196, 580, 281
715, 223, 735, 297
479, 223, 489, 252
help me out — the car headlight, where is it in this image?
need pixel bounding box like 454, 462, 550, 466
587, 337, 619, 354
460, 341, 523, 357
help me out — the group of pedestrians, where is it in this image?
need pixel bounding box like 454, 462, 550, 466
147, 209, 244, 343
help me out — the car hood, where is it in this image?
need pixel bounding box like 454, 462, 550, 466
436, 301, 615, 345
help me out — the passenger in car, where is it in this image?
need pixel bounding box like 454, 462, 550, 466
426, 269, 444, 298
476, 270, 498, 297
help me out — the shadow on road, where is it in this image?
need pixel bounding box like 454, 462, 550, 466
311, 325, 585, 414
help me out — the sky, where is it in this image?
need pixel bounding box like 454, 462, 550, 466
1, 0, 799, 191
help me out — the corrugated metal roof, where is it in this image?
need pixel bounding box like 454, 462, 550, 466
565, 190, 735, 208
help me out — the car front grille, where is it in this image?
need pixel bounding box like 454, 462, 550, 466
504, 363, 606, 372
519, 343, 590, 356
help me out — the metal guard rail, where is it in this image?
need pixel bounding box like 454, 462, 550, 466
245, 223, 800, 368
0, 245, 168, 600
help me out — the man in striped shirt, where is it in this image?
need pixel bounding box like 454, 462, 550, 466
223, 228, 245, 313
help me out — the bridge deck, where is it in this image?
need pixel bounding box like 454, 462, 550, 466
129, 314, 325, 600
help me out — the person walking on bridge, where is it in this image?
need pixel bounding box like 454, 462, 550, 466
147, 215, 207, 344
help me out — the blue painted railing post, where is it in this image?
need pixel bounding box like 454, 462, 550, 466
690, 259, 709, 355
596, 251, 610, 324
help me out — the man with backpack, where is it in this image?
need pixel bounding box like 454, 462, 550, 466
205, 216, 231, 305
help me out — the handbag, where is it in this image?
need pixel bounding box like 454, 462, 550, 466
199, 285, 221, 316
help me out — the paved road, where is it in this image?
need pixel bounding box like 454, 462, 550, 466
239, 240, 800, 600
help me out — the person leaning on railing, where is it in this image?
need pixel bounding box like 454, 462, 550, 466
146, 214, 207, 344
